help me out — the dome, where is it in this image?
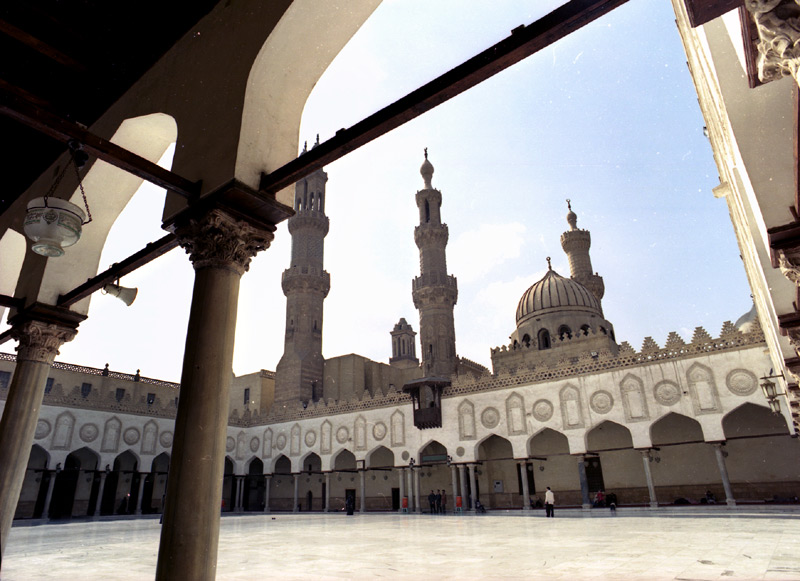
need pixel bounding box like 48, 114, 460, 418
516, 268, 602, 323
420, 149, 434, 189
734, 303, 759, 333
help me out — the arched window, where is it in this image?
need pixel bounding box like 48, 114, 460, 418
521, 334, 531, 347
558, 325, 572, 339
599, 326, 607, 335
537, 329, 551, 350
580, 324, 591, 336
425, 200, 430, 223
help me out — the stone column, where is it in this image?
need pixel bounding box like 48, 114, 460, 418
264, 475, 271, 514
639, 450, 658, 508
576, 456, 591, 509
518, 461, 531, 511
42, 467, 59, 519
293, 474, 299, 512
450, 465, 458, 514
398, 468, 405, 511
136, 473, 148, 515
359, 470, 366, 513
94, 470, 108, 517
0, 315, 79, 558
324, 473, 330, 512
467, 463, 477, 510
458, 464, 467, 510
414, 468, 422, 514
406, 468, 414, 512
712, 443, 736, 506
156, 208, 276, 581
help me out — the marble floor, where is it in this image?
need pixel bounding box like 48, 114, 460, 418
3, 507, 800, 580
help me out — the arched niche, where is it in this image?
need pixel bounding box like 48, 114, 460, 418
151, 452, 170, 473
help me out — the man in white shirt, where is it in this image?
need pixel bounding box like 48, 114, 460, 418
545, 487, 555, 518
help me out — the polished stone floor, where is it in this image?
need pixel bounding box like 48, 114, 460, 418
3, 507, 800, 580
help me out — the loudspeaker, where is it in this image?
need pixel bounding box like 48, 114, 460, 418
102, 283, 138, 306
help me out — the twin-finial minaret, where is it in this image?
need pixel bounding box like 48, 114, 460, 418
560, 199, 605, 304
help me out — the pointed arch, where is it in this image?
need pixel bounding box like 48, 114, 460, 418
650, 412, 705, 445
559, 384, 584, 429
366, 445, 394, 468
619, 373, 649, 421
506, 392, 527, 436
141, 420, 158, 455
722, 402, 790, 438
262, 428, 274, 458
290, 424, 302, 456
101, 416, 122, 453
528, 427, 570, 456
354, 415, 367, 451
686, 362, 721, 414
52, 411, 76, 450
273, 454, 292, 474
586, 421, 633, 452
391, 410, 405, 447
458, 399, 476, 441
476, 434, 513, 461
300, 452, 322, 473
332, 449, 356, 471
321, 420, 333, 454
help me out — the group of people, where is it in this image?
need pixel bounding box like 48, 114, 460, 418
427, 489, 447, 514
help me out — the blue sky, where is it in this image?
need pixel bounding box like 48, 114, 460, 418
54, 0, 752, 382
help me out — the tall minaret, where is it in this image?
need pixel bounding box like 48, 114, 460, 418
412, 150, 458, 377
275, 139, 330, 404
560, 199, 605, 304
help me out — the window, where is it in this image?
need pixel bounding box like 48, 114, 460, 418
244, 387, 251, 407
537, 329, 551, 350
425, 199, 430, 222
558, 325, 572, 339
147, 393, 155, 405
45, 377, 54, 394
521, 334, 531, 347
0, 370, 10, 389
580, 324, 591, 336
115, 388, 125, 402
80, 382, 92, 398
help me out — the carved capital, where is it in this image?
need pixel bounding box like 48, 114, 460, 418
13, 320, 76, 364
176, 209, 274, 275
777, 248, 800, 284
745, 0, 800, 83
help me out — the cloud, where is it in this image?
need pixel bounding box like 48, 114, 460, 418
449, 222, 527, 283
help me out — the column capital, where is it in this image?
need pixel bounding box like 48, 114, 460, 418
9, 303, 85, 364
746, 0, 800, 84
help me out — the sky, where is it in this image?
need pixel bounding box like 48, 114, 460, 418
48, 0, 752, 383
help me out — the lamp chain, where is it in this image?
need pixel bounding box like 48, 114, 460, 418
42, 145, 93, 225
72, 158, 92, 224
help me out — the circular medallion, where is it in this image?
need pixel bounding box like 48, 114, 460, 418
160, 431, 174, 448
79, 423, 99, 443
250, 437, 260, 452
336, 426, 349, 444
276, 434, 287, 451
372, 422, 387, 441
123, 427, 140, 446
726, 369, 758, 396
35, 419, 51, 440
532, 399, 554, 422
305, 430, 317, 447
653, 380, 681, 406
401, 451, 410, 461
481, 407, 500, 429
590, 391, 614, 414
226, 436, 236, 452
456, 446, 465, 457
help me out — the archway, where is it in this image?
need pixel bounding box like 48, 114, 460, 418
297, 453, 322, 511
586, 421, 643, 504
244, 458, 265, 512
142, 452, 170, 514
366, 446, 396, 511
222, 457, 235, 513
15, 445, 49, 519
100, 450, 139, 515
475, 435, 515, 509
50, 447, 99, 519
527, 428, 576, 505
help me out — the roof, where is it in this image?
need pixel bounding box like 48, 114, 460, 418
516, 268, 602, 322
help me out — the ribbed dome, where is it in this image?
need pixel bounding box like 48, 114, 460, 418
516, 269, 602, 322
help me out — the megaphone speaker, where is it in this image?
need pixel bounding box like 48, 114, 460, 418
102, 283, 138, 306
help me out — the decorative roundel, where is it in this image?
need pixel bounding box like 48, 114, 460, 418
79, 423, 99, 443
226, 436, 236, 452
401, 451, 410, 461
456, 446, 465, 457
372, 422, 387, 441
336, 426, 349, 444
123, 427, 140, 445
726, 369, 758, 396
35, 419, 51, 440
160, 431, 174, 448
250, 437, 260, 453
276, 434, 287, 451
590, 391, 614, 414
305, 430, 317, 447
532, 399, 554, 422
653, 380, 681, 406
481, 407, 500, 429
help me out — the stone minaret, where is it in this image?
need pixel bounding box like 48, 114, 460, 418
275, 141, 330, 404
560, 199, 605, 304
389, 318, 419, 369
412, 150, 458, 377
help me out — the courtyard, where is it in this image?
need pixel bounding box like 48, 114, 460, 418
3, 507, 800, 580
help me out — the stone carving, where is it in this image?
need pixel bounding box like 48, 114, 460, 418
458, 400, 476, 441
101, 416, 121, 453
481, 407, 500, 429
336, 426, 349, 444
262, 428, 273, 458
354, 415, 367, 451
141, 420, 157, 455
160, 431, 174, 448
745, 0, 800, 83
176, 208, 274, 275
506, 392, 527, 435
532, 399, 554, 422
653, 380, 681, 406
456, 446, 465, 457
226, 436, 236, 452
589, 390, 614, 414
687, 362, 721, 414
13, 320, 77, 365
35, 419, 51, 440
52, 411, 75, 450
391, 410, 405, 447
123, 427, 140, 446
321, 421, 332, 454
305, 430, 317, 447
559, 385, 584, 429
372, 422, 387, 441
620, 374, 649, 421
250, 436, 260, 452
276, 433, 287, 451
79, 423, 99, 443
726, 369, 758, 396
290, 424, 301, 456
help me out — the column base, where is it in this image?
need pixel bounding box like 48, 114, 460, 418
581, 504, 592, 510
648, 502, 659, 509
522, 505, 531, 511
726, 498, 737, 506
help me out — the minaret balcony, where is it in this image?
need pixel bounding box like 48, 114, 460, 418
287, 212, 330, 236
281, 266, 331, 295
412, 272, 457, 291
414, 223, 448, 246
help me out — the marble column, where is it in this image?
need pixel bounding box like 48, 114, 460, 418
238, 476, 246, 512
94, 470, 108, 517
518, 461, 531, 511
639, 450, 658, 508
359, 470, 367, 513
450, 465, 458, 514
712, 443, 736, 506
156, 208, 277, 581
467, 463, 477, 510
398, 468, 405, 511
414, 468, 422, 514
406, 468, 414, 512
293, 474, 299, 512
576, 456, 591, 508
324, 473, 330, 512
136, 473, 148, 515
0, 315, 79, 558
458, 464, 467, 510
264, 475, 271, 513
42, 468, 59, 519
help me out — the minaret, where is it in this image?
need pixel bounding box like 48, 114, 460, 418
275, 138, 330, 404
412, 150, 458, 377
560, 199, 605, 304
389, 318, 419, 369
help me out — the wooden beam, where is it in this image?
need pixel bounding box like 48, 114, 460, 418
58, 234, 180, 308
0, 295, 23, 309
260, 0, 630, 194
0, 87, 200, 199
684, 0, 742, 28
0, 18, 87, 72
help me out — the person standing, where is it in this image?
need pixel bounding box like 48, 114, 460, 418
435, 490, 442, 514
428, 490, 436, 514
441, 489, 447, 514
545, 486, 555, 518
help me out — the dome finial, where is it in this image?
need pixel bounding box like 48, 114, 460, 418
420, 148, 434, 189
566, 199, 578, 230
546, 256, 552, 271
424, 147, 428, 160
